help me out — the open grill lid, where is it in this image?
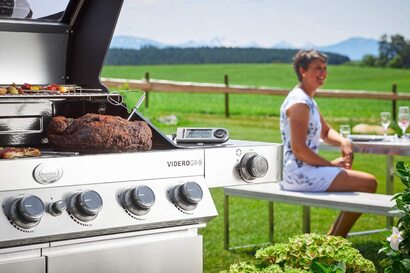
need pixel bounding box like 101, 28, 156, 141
0, 0, 123, 91
0, 0, 177, 150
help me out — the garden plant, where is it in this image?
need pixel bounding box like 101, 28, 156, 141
220, 233, 376, 273
379, 161, 410, 273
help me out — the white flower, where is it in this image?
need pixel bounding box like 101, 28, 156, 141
387, 226, 403, 251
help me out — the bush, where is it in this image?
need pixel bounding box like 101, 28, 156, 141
220, 233, 376, 273
379, 161, 410, 272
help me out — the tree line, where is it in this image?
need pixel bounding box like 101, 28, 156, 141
361, 34, 410, 68
106, 47, 350, 65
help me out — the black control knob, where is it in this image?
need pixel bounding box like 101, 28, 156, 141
9, 195, 45, 229
214, 128, 228, 139
49, 200, 67, 216
68, 190, 103, 222
122, 185, 155, 216
171, 182, 203, 211
239, 152, 269, 181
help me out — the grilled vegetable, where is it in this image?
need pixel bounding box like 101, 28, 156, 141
45, 83, 60, 91
21, 83, 32, 90
7, 86, 19, 94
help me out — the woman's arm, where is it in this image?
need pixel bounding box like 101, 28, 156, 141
287, 103, 335, 167
319, 112, 353, 169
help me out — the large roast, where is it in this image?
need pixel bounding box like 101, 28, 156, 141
47, 113, 153, 152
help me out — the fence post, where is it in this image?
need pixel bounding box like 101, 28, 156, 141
224, 74, 230, 118
392, 84, 397, 121
145, 72, 150, 108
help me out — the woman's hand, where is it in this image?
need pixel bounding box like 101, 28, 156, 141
331, 157, 346, 168
331, 157, 351, 169
340, 139, 353, 169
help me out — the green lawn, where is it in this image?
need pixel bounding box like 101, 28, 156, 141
102, 64, 410, 273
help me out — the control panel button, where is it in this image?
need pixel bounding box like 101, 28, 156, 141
171, 181, 203, 211
239, 152, 269, 181
8, 195, 45, 229
122, 185, 155, 216
68, 190, 103, 222
49, 200, 67, 216
214, 128, 228, 139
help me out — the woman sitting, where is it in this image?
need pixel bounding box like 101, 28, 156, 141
279, 49, 377, 237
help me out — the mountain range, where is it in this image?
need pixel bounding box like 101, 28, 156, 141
110, 36, 379, 61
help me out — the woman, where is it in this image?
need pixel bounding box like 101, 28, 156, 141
279, 49, 377, 237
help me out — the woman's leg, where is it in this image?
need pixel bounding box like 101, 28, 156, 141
326, 169, 377, 237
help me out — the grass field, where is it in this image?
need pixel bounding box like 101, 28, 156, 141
102, 64, 410, 273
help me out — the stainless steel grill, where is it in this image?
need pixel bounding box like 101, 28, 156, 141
0, 1, 283, 273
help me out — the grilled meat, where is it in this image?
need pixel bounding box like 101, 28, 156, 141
47, 113, 152, 152
0, 147, 41, 159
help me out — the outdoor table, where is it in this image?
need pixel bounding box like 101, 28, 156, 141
320, 136, 410, 227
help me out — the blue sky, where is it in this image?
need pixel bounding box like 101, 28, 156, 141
115, 0, 410, 47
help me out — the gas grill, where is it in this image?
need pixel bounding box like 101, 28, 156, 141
0, 1, 283, 273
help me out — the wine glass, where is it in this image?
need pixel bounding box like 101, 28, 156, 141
398, 106, 410, 139
380, 112, 391, 137
339, 124, 351, 138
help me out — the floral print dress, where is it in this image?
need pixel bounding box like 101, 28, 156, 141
279, 87, 341, 192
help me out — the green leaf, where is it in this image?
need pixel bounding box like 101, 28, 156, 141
311, 261, 330, 273
401, 259, 410, 270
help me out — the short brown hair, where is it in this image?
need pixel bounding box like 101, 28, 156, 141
293, 49, 328, 81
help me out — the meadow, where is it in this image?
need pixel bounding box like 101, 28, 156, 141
102, 64, 410, 273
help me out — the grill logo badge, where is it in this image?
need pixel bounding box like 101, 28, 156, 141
167, 159, 203, 167
33, 163, 64, 184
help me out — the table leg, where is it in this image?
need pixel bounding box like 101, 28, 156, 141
224, 194, 230, 250
303, 206, 311, 233
386, 155, 394, 228
268, 202, 274, 243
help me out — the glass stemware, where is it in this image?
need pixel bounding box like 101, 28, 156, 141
398, 106, 410, 139
380, 112, 391, 137
339, 124, 351, 138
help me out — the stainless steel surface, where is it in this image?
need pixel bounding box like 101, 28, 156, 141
0, 257, 45, 273
44, 230, 202, 273
204, 140, 283, 187
0, 100, 53, 145
0, 31, 67, 84
0, 244, 45, 273
0, 149, 204, 191
0, 174, 216, 247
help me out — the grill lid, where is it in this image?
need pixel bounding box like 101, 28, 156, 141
0, 0, 124, 92
0, 0, 178, 150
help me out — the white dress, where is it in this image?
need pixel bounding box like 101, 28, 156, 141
279, 87, 342, 192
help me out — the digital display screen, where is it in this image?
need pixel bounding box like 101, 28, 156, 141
185, 129, 213, 139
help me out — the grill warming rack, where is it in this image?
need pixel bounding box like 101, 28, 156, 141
0, 85, 115, 99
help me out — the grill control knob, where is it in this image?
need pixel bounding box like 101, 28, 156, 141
68, 190, 103, 222
9, 195, 45, 229
239, 152, 269, 181
122, 185, 155, 216
171, 182, 203, 211
49, 200, 67, 216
